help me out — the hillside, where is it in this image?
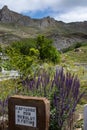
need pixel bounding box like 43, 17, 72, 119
0, 6, 87, 50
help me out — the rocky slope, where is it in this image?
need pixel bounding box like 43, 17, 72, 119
0, 5, 87, 50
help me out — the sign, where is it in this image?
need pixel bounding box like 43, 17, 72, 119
8, 95, 50, 130
15, 105, 36, 127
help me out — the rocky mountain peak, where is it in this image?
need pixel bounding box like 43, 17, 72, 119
39, 16, 56, 28
1, 5, 8, 11
0, 5, 24, 24
0, 6, 57, 27
0, 5, 9, 16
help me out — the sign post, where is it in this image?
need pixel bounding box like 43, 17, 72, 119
84, 104, 87, 130
8, 95, 50, 130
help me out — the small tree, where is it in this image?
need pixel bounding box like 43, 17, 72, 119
36, 35, 61, 63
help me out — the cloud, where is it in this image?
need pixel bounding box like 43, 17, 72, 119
0, 0, 87, 22
0, 0, 59, 12
54, 7, 87, 23
57, 0, 87, 10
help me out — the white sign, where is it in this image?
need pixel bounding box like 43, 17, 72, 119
15, 105, 36, 127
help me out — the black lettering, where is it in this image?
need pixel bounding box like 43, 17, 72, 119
17, 115, 23, 118
23, 112, 31, 115
32, 121, 34, 126
17, 119, 20, 123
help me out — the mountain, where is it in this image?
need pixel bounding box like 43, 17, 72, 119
0, 5, 87, 50
0, 5, 57, 27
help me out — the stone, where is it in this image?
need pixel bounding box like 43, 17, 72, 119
84, 104, 87, 130
8, 95, 50, 130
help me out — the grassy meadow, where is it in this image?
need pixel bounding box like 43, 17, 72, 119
0, 39, 87, 129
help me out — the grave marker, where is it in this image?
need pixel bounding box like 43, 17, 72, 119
8, 95, 50, 130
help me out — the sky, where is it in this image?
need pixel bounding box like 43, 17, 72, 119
0, 0, 87, 23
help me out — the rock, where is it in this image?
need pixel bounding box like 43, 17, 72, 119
0, 116, 8, 130
40, 16, 56, 28
74, 48, 82, 52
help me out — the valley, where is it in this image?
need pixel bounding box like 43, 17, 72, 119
0, 5, 87, 130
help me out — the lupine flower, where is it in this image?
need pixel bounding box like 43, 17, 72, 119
51, 68, 85, 129
20, 67, 84, 130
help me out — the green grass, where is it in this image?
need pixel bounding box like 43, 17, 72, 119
60, 45, 87, 128
63, 46, 87, 63
61, 45, 87, 105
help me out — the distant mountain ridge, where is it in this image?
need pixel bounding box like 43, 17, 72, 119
0, 5, 87, 50
0, 5, 57, 27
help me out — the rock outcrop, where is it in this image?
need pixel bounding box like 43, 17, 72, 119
0, 6, 33, 25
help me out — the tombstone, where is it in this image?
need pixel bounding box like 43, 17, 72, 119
8, 95, 50, 130
84, 104, 87, 130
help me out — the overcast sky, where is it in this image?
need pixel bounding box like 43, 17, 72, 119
0, 0, 87, 23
